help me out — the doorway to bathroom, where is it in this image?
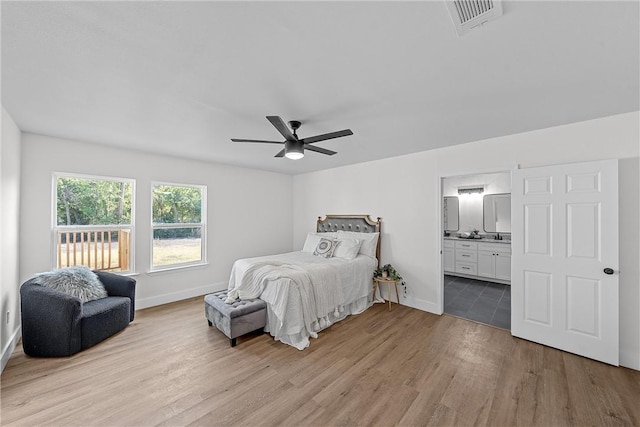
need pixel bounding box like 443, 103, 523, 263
441, 171, 512, 330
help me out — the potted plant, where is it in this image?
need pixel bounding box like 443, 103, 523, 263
374, 264, 403, 281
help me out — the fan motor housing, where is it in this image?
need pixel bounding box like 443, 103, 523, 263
284, 139, 304, 159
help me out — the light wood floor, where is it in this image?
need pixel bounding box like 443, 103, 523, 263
2, 297, 639, 426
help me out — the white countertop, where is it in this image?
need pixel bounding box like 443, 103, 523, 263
444, 236, 511, 244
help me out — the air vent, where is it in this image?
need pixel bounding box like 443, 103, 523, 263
445, 0, 503, 36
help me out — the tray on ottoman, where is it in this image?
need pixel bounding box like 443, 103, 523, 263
204, 290, 267, 347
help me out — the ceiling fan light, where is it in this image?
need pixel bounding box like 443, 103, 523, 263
284, 140, 304, 160
285, 151, 304, 160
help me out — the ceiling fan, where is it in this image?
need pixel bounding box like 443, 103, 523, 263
231, 116, 353, 160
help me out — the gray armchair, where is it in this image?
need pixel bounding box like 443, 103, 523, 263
20, 271, 136, 357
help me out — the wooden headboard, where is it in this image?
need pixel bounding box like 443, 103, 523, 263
316, 214, 382, 261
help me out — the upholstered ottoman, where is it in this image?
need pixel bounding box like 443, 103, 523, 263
204, 290, 267, 347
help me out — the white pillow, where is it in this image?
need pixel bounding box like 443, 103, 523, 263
313, 238, 338, 258
333, 238, 362, 260
302, 233, 323, 253
336, 231, 379, 258
319, 231, 337, 239
302, 232, 338, 253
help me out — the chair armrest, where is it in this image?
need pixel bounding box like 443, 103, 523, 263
20, 281, 82, 357
95, 271, 136, 321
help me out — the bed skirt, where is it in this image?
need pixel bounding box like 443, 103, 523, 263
264, 294, 373, 350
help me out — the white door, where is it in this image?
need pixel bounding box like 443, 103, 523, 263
511, 159, 619, 365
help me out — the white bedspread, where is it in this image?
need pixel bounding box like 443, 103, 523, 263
226, 251, 376, 350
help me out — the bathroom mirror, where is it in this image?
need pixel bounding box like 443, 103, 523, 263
443, 196, 459, 232
483, 193, 511, 233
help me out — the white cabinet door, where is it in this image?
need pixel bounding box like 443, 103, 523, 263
511, 159, 619, 365
477, 251, 495, 278
494, 253, 511, 281
443, 248, 455, 272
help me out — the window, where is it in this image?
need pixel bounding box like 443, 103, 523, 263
151, 182, 206, 270
53, 173, 134, 273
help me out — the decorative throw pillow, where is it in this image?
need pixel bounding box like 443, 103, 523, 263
313, 238, 338, 258
32, 266, 107, 303
302, 232, 339, 253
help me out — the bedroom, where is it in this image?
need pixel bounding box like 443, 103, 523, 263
1, 1, 640, 425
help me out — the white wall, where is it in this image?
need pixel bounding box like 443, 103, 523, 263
20, 133, 293, 309
443, 172, 511, 233
1, 107, 22, 371
293, 112, 640, 370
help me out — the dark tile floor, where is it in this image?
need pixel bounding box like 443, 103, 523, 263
444, 275, 511, 330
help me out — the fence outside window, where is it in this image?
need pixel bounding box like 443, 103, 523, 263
53, 173, 134, 273
56, 227, 131, 271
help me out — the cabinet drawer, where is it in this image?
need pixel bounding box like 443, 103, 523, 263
456, 250, 477, 262
443, 240, 455, 249
478, 242, 511, 254
455, 261, 477, 275
455, 241, 478, 250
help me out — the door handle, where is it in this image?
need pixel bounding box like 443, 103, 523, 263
603, 268, 614, 275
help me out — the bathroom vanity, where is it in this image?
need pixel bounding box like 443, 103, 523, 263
443, 237, 511, 284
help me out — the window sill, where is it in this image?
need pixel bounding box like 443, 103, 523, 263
147, 262, 209, 275
121, 272, 141, 277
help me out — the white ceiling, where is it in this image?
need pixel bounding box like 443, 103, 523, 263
2, 1, 638, 175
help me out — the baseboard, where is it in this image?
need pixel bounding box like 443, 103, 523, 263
620, 349, 640, 371
382, 288, 440, 315
136, 281, 227, 310
406, 297, 441, 314
1, 326, 21, 373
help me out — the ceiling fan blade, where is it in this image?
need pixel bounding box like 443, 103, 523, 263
266, 116, 296, 141
300, 129, 353, 145
274, 149, 286, 158
231, 138, 283, 144
304, 144, 337, 156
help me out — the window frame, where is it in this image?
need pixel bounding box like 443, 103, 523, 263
149, 181, 207, 272
51, 172, 136, 274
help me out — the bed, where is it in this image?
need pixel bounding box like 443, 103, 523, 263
226, 214, 381, 350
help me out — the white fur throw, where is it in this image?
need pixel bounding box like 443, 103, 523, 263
32, 266, 107, 303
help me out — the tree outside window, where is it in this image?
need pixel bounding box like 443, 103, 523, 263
151, 183, 206, 270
